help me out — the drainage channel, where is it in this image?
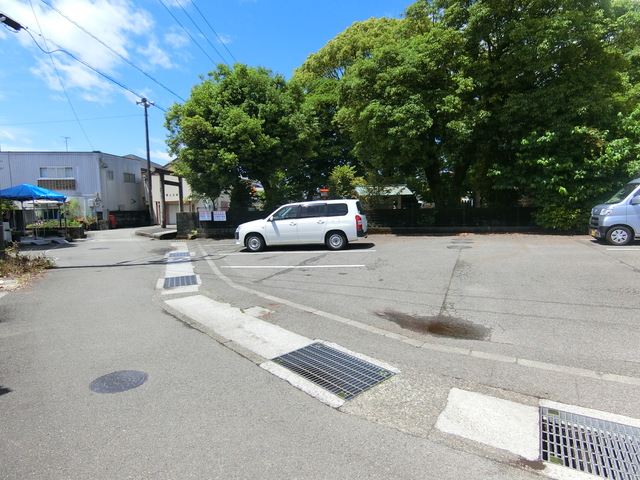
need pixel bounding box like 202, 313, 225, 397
541, 407, 640, 479
272, 342, 395, 400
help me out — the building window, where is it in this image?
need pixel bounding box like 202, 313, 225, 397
107, 170, 114, 180
124, 173, 136, 183
39, 166, 75, 191
40, 166, 73, 178
39, 179, 76, 191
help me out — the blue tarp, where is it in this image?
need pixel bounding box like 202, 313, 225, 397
0, 184, 66, 202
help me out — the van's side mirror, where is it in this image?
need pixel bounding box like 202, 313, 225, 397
632, 196, 640, 205
267, 216, 273, 222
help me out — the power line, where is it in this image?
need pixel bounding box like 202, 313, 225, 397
28, 0, 94, 150
0, 114, 141, 127
173, 0, 231, 65
23, 27, 167, 113
157, 0, 221, 67
190, 0, 237, 63
38, 0, 186, 103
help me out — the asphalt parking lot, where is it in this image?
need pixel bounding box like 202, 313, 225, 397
193, 233, 640, 418
199, 233, 640, 364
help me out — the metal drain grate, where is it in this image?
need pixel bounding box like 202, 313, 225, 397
164, 275, 198, 288
272, 343, 394, 400
541, 407, 640, 479
168, 252, 191, 257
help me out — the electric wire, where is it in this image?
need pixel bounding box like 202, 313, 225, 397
28, 0, 95, 150
38, 0, 186, 103
190, 0, 237, 63
0, 114, 141, 127
157, 0, 222, 67
173, 0, 230, 66
23, 27, 167, 113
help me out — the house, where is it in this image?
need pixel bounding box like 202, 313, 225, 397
0, 151, 148, 227
147, 160, 231, 227
355, 185, 419, 209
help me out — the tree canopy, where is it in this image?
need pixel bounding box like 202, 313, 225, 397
165, 0, 640, 229
165, 64, 312, 209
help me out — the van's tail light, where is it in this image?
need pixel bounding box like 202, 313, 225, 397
355, 215, 363, 231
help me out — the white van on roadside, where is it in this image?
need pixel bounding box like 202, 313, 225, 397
235, 199, 368, 252
589, 178, 640, 245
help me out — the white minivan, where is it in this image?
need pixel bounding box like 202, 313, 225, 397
235, 199, 368, 252
589, 178, 640, 245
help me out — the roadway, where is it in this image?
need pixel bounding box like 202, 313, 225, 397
1, 228, 639, 479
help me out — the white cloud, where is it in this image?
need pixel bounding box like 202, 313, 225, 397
151, 149, 173, 165
3, 0, 174, 103
138, 36, 174, 70
165, 32, 189, 49
216, 33, 233, 45
0, 129, 17, 141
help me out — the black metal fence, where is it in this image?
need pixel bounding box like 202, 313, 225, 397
177, 206, 538, 238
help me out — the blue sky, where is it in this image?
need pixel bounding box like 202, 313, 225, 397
0, 0, 410, 165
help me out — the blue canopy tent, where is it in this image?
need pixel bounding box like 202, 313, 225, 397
0, 184, 67, 202
0, 184, 67, 241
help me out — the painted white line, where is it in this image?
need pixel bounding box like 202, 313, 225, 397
606, 247, 640, 251
196, 243, 640, 388
209, 250, 376, 257
221, 264, 365, 269
436, 388, 539, 461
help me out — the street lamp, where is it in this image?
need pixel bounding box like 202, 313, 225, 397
137, 97, 155, 225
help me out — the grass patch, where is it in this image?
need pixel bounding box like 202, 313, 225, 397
0, 243, 55, 288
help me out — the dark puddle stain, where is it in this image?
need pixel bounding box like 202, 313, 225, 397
377, 310, 490, 340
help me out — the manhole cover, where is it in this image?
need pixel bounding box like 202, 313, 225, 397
164, 275, 198, 287
541, 407, 640, 479
273, 343, 394, 400
90, 370, 148, 394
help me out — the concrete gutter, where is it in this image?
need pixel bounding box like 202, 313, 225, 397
134, 226, 177, 240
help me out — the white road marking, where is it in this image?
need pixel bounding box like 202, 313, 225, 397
195, 242, 640, 388
208, 250, 376, 256
221, 265, 365, 269
606, 247, 640, 251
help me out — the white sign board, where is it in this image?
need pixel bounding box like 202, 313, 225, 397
213, 210, 227, 222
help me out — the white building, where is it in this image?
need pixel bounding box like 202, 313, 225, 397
0, 151, 147, 223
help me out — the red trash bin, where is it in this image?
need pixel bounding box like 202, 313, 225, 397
108, 215, 116, 228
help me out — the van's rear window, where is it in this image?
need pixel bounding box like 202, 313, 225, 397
327, 204, 348, 216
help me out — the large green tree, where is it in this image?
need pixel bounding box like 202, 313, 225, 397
328, 0, 640, 225
451, 0, 636, 226
165, 64, 312, 209
293, 17, 404, 197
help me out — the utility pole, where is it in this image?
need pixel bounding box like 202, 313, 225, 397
61, 136, 70, 152
137, 98, 155, 225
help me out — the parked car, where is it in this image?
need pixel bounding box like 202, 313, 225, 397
589, 178, 640, 245
235, 199, 368, 252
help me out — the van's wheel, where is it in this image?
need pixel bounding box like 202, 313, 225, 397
326, 231, 347, 250
606, 226, 633, 246
245, 234, 265, 252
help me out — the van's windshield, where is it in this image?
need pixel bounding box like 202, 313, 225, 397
604, 183, 640, 204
